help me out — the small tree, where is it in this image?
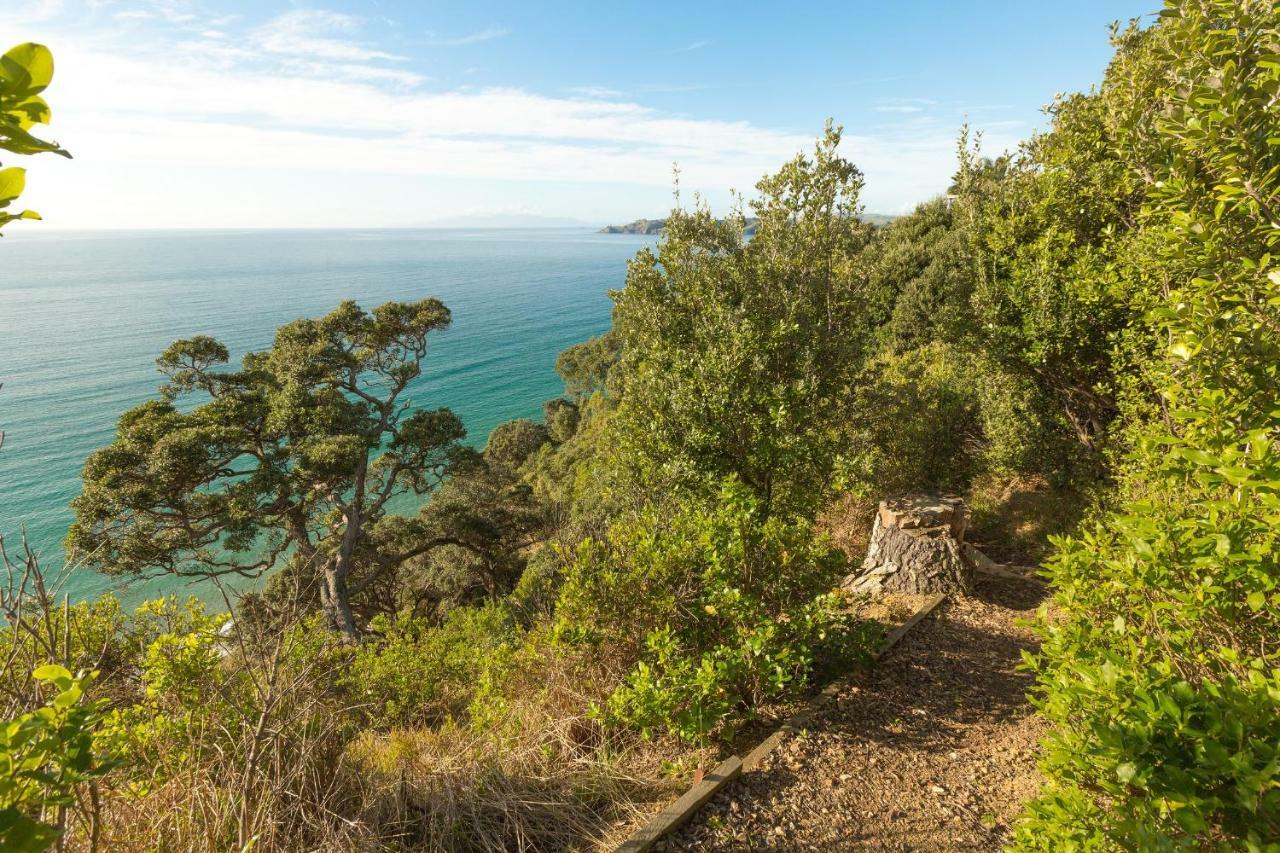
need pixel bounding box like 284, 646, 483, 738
610, 124, 874, 518
70, 299, 468, 642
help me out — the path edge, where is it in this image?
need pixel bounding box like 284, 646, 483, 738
614, 592, 949, 852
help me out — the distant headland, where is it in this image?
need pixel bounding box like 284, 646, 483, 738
600, 213, 896, 235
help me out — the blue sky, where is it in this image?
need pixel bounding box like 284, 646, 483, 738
4, 0, 1155, 228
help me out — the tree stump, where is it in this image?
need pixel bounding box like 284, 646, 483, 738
843, 493, 974, 596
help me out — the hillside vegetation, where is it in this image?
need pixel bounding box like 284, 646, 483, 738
1, 1, 1278, 849
599, 212, 894, 236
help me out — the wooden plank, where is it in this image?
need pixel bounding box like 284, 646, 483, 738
872, 592, 947, 661
615, 756, 743, 852
614, 593, 949, 851
741, 728, 788, 771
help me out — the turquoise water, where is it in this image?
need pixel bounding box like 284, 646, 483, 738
0, 228, 650, 603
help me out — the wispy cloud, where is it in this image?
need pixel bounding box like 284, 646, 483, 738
9, 0, 65, 25
424, 26, 509, 47
252, 10, 406, 62
668, 38, 710, 53
569, 85, 626, 99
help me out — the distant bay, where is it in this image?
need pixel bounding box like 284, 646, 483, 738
0, 228, 651, 604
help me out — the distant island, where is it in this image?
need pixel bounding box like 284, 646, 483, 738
600, 213, 895, 235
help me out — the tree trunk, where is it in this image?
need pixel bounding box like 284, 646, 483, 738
321, 560, 361, 643
843, 493, 974, 596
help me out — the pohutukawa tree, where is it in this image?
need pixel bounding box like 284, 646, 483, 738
69, 299, 468, 641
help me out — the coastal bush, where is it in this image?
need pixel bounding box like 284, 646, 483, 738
542, 397, 581, 443
69, 298, 471, 642
864, 198, 973, 355
556, 479, 871, 743
837, 342, 982, 498
1018, 1, 1280, 846
0, 667, 112, 852
609, 125, 875, 519
955, 36, 1157, 477
343, 603, 518, 727
484, 418, 551, 472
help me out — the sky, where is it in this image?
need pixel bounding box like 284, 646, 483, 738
3, 0, 1156, 229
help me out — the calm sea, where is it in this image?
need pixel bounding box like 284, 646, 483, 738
0, 228, 651, 604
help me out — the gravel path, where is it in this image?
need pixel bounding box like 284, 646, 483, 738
660, 576, 1049, 851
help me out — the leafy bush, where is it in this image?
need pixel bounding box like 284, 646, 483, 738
838, 342, 983, 497
1018, 2, 1280, 847
343, 604, 517, 727
0, 41, 71, 233
484, 419, 550, 472
609, 126, 875, 518
102, 597, 238, 782
556, 480, 872, 742
0, 666, 112, 852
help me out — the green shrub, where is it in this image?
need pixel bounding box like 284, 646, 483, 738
102, 597, 240, 782
0, 666, 113, 852
838, 342, 982, 497
556, 479, 872, 743
1018, 2, 1280, 847
484, 419, 551, 472
343, 603, 518, 727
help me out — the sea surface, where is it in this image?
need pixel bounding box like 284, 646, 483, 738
0, 228, 651, 604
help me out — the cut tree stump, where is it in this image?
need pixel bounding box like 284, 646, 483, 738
844, 493, 974, 595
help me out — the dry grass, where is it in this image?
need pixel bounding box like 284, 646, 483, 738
88, 630, 688, 852
340, 644, 685, 852
816, 492, 878, 564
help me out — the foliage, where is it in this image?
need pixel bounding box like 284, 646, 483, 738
388, 456, 547, 611
101, 597, 237, 781
837, 342, 983, 497
484, 418, 550, 473
957, 53, 1159, 471
554, 330, 620, 401
609, 124, 875, 518
344, 603, 517, 727
556, 480, 871, 743
69, 299, 469, 641
542, 397, 581, 443
865, 198, 972, 355
1017, 1, 1280, 847
0, 666, 111, 852
0, 42, 70, 233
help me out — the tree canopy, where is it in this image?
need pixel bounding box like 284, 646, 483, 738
70, 298, 469, 641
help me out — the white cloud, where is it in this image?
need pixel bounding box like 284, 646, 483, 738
9, 0, 66, 24
1, 2, 1023, 226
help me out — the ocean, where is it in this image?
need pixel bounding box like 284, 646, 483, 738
0, 227, 651, 604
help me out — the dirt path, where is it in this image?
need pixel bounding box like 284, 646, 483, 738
659, 576, 1049, 851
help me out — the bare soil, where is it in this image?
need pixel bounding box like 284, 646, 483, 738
657, 575, 1049, 851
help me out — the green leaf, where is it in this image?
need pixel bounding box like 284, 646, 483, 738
0, 166, 25, 204
31, 664, 71, 683
0, 43, 55, 96
1246, 590, 1266, 611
